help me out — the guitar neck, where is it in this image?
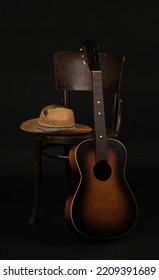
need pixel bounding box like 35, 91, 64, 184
92, 71, 108, 162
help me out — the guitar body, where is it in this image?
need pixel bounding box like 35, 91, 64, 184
65, 138, 138, 239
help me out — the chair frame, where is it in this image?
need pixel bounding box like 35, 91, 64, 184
27, 51, 125, 224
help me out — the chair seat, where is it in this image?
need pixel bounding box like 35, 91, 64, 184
36, 129, 116, 160
35, 129, 115, 144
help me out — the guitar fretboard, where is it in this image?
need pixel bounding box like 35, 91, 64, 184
92, 71, 108, 162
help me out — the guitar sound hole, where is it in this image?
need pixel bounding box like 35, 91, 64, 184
93, 160, 112, 181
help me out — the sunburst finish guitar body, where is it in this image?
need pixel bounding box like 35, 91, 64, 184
65, 138, 137, 239
65, 40, 138, 239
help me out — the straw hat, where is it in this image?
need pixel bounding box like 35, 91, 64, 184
20, 104, 92, 134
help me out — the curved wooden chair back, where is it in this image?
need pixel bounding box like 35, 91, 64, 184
54, 51, 125, 136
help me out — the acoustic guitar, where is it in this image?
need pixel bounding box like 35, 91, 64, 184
65, 40, 138, 239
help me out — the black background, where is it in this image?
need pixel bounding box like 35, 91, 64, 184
0, 0, 159, 260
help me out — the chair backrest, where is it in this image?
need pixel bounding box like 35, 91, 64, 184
53, 51, 125, 137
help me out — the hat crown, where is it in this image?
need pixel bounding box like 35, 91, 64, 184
38, 105, 75, 129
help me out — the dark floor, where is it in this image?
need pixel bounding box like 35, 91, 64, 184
0, 145, 158, 260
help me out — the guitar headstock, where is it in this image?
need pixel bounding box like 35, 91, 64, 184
82, 40, 100, 71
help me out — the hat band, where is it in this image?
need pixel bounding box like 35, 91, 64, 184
37, 124, 76, 131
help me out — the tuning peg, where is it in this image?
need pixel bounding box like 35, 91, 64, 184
80, 48, 83, 51
83, 60, 86, 65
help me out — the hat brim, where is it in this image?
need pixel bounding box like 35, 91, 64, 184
20, 118, 92, 135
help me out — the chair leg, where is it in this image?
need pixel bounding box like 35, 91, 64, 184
28, 138, 42, 224
64, 145, 72, 189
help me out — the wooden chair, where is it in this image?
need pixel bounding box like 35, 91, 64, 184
20, 51, 125, 224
